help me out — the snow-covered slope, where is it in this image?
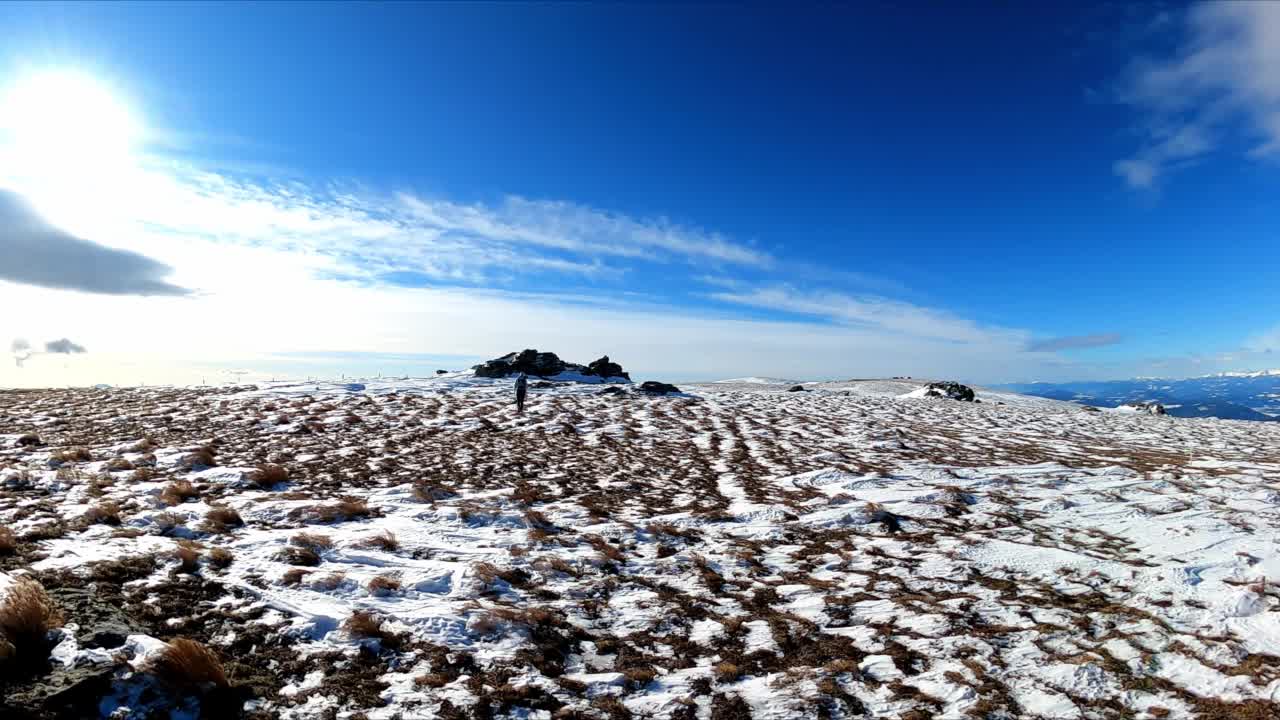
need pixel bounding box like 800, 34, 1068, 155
2, 380, 1278, 718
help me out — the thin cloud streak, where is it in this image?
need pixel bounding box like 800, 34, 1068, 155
1026, 333, 1123, 353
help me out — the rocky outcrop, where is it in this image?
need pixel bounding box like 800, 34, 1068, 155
788, 385, 807, 392
584, 355, 630, 381
472, 350, 630, 381
638, 381, 681, 395
924, 381, 976, 402
1122, 402, 1167, 416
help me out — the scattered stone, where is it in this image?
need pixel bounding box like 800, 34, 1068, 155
16, 433, 42, 447
598, 386, 626, 396
435, 369, 448, 375
787, 385, 807, 392
924, 381, 976, 402
1080, 405, 1101, 412
638, 381, 681, 395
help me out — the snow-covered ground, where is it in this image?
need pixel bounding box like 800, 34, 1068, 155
2, 377, 1279, 718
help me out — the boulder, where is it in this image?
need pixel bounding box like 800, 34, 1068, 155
584, 355, 630, 381
1122, 402, 1167, 416
473, 349, 571, 378
1080, 405, 1101, 413
924, 381, 976, 402
435, 369, 448, 375
531, 380, 559, 389
788, 385, 807, 392
638, 381, 681, 395
598, 386, 626, 396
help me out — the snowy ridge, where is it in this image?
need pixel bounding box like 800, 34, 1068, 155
2, 380, 1279, 718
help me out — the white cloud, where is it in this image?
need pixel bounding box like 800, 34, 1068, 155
1115, 3, 1280, 187
708, 286, 1028, 346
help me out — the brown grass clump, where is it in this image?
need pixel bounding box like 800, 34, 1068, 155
145, 638, 229, 693
0, 578, 64, 674
367, 575, 401, 596
410, 479, 456, 502
105, 457, 134, 472
202, 506, 243, 533
207, 547, 234, 570
278, 545, 321, 566
160, 479, 200, 506
359, 531, 399, 552
281, 568, 311, 586
180, 446, 217, 470
291, 532, 333, 551
344, 610, 403, 650
311, 572, 347, 591
307, 497, 373, 523
248, 464, 289, 489
130, 467, 155, 482
84, 501, 123, 526
0, 526, 16, 555
174, 542, 202, 574
51, 447, 92, 464
713, 661, 742, 682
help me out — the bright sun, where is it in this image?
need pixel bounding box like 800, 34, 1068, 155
0, 69, 140, 183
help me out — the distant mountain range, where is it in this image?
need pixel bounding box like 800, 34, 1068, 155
1000, 371, 1280, 422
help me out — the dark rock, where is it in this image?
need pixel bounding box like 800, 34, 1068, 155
638, 381, 681, 395
923, 381, 976, 402
16, 433, 42, 447
531, 381, 559, 389
435, 369, 448, 375
472, 349, 631, 382
4, 662, 120, 715
473, 349, 572, 378
1080, 405, 1101, 412
583, 355, 630, 381
82, 622, 131, 650
1121, 401, 1167, 416
787, 385, 807, 392
598, 386, 626, 396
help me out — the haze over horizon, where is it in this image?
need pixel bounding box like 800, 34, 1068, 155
2, 2, 1279, 389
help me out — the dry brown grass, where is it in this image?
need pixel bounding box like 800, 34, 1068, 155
308, 497, 373, 523
180, 446, 217, 470
160, 479, 199, 506
367, 574, 402, 596
359, 530, 399, 552
201, 506, 243, 533
0, 577, 64, 674
278, 545, 321, 566
0, 526, 16, 555
145, 638, 229, 693
105, 457, 134, 472
311, 572, 347, 591
84, 501, 123, 526
281, 568, 311, 586
713, 661, 742, 682
248, 464, 289, 489
51, 447, 92, 464
291, 532, 333, 551
344, 610, 403, 650
174, 542, 202, 574
207, 547, 234, 570
130, 467, 155, 482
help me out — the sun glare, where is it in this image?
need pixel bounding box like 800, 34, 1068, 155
0, 69, 140, 183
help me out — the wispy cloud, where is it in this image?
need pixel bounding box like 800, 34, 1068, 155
53, 163, 770, 293
1113, 3, 1280, 188
708, 285, 1027, 346
1026, 333, 1123, 353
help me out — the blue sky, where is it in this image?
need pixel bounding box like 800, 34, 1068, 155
0, 2, 1278, 386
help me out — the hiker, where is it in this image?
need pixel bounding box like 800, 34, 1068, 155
515, 372, 528, 413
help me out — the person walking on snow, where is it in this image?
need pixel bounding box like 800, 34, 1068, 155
515, 372, 528, 414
